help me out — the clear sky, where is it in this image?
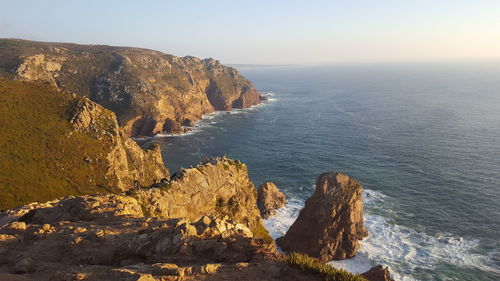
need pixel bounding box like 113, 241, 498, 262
1, 0, 499, 64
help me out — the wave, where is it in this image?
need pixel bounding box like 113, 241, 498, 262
264, 188, 497, 280
264, 198, 303, 240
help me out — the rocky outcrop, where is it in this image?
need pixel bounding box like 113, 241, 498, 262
0, 79, 168, 209
133, 157, 270, 241
1, 156, 268, 240
276, 171, 368, 262
0, 184, 319, 281
362, 265, 395, 281
0, 39, 263, 137
257, 182, 287, 219
69, 97, 169, 191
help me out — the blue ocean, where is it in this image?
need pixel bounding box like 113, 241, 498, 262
139, 62, 500, 281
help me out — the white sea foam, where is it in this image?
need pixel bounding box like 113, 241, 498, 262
263, 198, 303, 240
264, 188, 496, 280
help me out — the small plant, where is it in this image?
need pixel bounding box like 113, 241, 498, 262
250, 222, 274, 244
285, 253, 367, 281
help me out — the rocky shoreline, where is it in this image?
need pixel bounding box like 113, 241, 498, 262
0, 39, 264, 137
0, 157, 393, 281
0, 40, 395, 280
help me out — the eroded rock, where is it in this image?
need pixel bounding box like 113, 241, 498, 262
362, 265, 395, 281
134, 157, 269, 240
276, 172, 368, 262
257, 182, 287, 219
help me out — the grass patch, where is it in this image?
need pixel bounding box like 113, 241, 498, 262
250, 222, 274, 244
0, 78, 121, 209
285, 253, 367, 281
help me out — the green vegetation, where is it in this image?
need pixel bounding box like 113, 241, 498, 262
162, 71, 192, 92
0, 39, 29, 48
227, 159, 245, 171
285, 253, 368, 281
0, 78, 120, 209
250, 222, 274, 244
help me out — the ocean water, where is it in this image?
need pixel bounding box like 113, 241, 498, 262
139, 62, 500, 281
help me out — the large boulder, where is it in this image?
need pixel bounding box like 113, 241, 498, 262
257, 182, 287, 219
362, 265, 395, 281
276, 172, 367, 262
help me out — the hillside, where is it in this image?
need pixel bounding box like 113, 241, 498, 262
0, 78, 168, 209
0, 39, 263, 137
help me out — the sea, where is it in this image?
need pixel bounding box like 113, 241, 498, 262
138, 62, 500, 281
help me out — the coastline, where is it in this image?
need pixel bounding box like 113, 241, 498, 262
133, 92, 277, 142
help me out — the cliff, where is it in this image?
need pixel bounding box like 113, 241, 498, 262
0, 159, 325, 281
133, 157, 269, 240
0, 38, 262, 137
0, 78, 168, 209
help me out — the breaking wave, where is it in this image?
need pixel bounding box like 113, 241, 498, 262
264, 189, 496, 280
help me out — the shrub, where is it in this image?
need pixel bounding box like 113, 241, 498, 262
285, 252, 367, 281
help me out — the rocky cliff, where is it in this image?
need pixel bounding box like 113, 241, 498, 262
276, 171, 368, 262
133, 157, 267, 238
0, 78, 168, 209
0, 159, 326, 281
0, 196, 309, 281
0, 39, 262, 137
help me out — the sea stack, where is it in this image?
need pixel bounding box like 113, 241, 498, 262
256, 182, 287, 219
276, 171, 368, 262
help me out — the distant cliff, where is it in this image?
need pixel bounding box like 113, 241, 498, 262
0, 78, 168, 209
0, 39, 262, 137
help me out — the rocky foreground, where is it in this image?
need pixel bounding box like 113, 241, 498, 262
0, 38, 263, 137
0, 158, 393, 281
0, 39, 396, 280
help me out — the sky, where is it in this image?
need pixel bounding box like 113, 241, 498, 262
1, 0, 499, 64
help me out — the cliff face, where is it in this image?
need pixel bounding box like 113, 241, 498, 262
0, 39, 262, 137
134, 157, 270, 241
0, 79, 168, 209
277, 171, 368, 262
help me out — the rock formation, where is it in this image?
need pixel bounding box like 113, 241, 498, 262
362, 265, 395, 281
0, 38, 263, 137
0, 175, 320, 281
257, 182, 287, 219
276, 171, 368, 262
0, 78, 168, 209
134, 157, 269, 240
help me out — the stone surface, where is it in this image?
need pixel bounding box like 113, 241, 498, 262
276, 171, 368, 262
69, 97, 169, 191
0, 192, 316, 281
0, 38, 263, 137
134, 157, 268, 238
17, 194, 143, 224
362, 265, 395, 281
257, 182, 287, 219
